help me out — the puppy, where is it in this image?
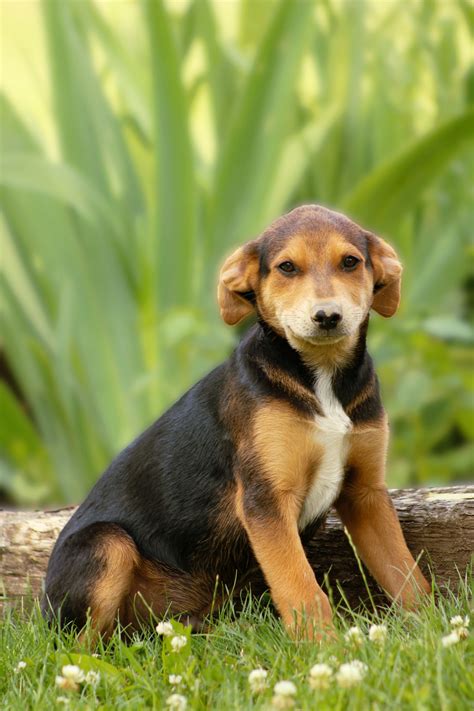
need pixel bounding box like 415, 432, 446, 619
43, 204, 430, 639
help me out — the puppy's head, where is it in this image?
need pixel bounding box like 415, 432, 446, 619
218, 205, 402, 347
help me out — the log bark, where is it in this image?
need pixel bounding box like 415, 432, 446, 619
1, 486, 473, 613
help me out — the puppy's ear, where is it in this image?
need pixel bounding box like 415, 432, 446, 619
217, 242, 259, 325
367, 233, 403, 317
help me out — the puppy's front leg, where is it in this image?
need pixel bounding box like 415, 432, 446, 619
237, 483, 332, 639
336, 424, 431, 607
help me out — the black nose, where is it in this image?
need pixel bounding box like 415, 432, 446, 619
313, 309, 342, 331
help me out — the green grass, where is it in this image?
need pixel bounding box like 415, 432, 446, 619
1, 576, 473, 710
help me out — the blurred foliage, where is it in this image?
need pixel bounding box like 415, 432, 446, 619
0, 0, 473, 505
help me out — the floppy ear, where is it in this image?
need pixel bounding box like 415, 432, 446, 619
367, 233, 403, 317
217, 243, 259, 325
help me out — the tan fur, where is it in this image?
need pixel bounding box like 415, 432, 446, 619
88, 534, 222, 640
337, 421, 431, 605
235, 479, 332, 639
366, 232, 403, 317
89, 530, 140, 636
236, 403, 333, 638
217, 217, 403, 343
297, 333, 359, 371
88, 530, 219, 637
256, 231, 373, 333
218, 243, 259, 325
127, 560, 216, 628
251, 401, 322, 498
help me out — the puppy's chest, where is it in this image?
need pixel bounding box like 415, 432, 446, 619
298, 371, 352, 530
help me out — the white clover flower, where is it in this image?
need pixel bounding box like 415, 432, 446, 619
156, 621, 174, 636
344, 626, 364, 646
450, 615, 470, 628
273, 679, 297, 704
170, 635, 188, 652
14, 661, 27, 673
336, 660, 368, 688
308, 663, 333, 690
274, 680, 297, 697
55, 676, 79, 692
248, 668, 268, 693
166, 693, 187, 710
169, 674, 183, 686
56, 697, 70, 706
84, 670, 100, 686
442, 626, 469, 647
61, 665, 85, 683
442, 631, 461, 648
369, 624, 388, 645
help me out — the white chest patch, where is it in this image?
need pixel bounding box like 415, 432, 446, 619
299, 369, 352, 530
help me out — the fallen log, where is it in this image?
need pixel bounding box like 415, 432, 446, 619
1, 485, 473, 613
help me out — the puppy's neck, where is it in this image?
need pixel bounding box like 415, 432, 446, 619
248, 317, 370, 404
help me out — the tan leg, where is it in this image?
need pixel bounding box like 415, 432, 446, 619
237, 487, 333, 639
237, 401, 337, 638
88, 528, 140, 638
337, 425, 430, 607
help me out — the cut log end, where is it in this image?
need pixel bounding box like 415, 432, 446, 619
1, 486, 473, 613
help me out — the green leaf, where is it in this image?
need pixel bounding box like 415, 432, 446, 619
422, 316, 474, 344
259, 103, 341, 226
342, 108, 474, 232
193, 0, 239, 142
209, 0, 315, 253
0, 153, 123, 236
42, 0, 143, 218
0, 94, 41, 154
72, 0, 151, 140
0, 383, 44, 461
0, 383, 52, 502
144, 0, 197, 308
1, 215, 55, 349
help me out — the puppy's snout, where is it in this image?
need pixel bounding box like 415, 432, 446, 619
312, 304, 342, 331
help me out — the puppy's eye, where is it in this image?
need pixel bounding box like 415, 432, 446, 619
278, 261, 296, 274
341, 255, 360, 271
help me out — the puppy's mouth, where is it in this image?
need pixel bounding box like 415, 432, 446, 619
286, 326, 347, 347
